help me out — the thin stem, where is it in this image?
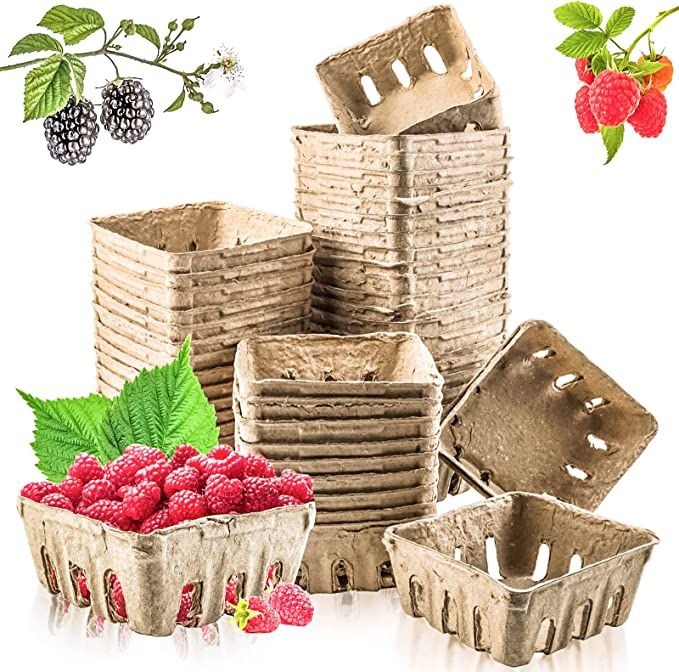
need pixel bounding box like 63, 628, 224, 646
624, 6, 679, 65
0, 56, 47, 72
104, 53, 121, 80
105, 49, 187, 77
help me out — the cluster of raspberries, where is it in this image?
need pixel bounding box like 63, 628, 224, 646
574, 56, 672, 138
21, 443, 314, 533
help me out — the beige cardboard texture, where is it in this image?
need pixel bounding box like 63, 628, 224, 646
438, 320, 658, 510
316, 6, 495, 135
316, 499, 437, 524
384, 492, 658, 666
19, 497, 315, 636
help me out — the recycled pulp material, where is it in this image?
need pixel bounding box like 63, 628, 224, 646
384, 493, 658, 667
316, 500, 437, 524
308, 468, 436, 495
91, 201, 312, 274
19, 496, 315, 636
315, 6, 496, 135
235, 333, 443, 399
438, 320, 658, 510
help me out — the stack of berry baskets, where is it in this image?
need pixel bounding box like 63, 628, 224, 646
18, 444, 316, 635
293, 124, 511, 417
90, 201, 315, 442
233, 332, 443, 594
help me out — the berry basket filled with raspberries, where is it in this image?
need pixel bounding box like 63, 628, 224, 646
18, 444, 315, 636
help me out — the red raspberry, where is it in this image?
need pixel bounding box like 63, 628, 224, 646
164, 466, 202, 498
185, 454, 209, 472
75, 570, 90, 601
575, 85, 599, 134
105, 454, 144, 488
110, 573, 127, 619
176, 584, 194, 624
133, 461, 172, 486
208, 445, 233, 460
628, 88, 667, 138
41, 492, 75, 512
278, 469, 314, 503
277, 494, 300, 506
124, 444, 167, 466
575, 57, 595, 84
233, 596, 280, 633
122, 481, 161, 521
81, 478, 116, 506
241, 477, 280, 513
168, 490, 207, 524
139, 506, 173, 533
224, 575, 240, 613
204, 475, 244, 514
171, 444, 199, 470
59, 476, 84, 504
203, 453, 246, 480
244, 454, 276, 478
68, 453, 104, 483
269, 583, 314, 626
83, 500, 137, 531
21, 481, 59, 502
589, 70, 640, 126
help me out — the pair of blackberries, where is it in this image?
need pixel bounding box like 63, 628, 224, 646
43, 79, 155, 165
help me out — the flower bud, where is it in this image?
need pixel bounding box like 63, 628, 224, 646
168, 20, 178, 31
182, 18, 196, 31
201, 102, 215, 114
176, 41, 186, 51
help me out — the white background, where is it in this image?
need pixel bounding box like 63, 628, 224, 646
0, 1, 677, 669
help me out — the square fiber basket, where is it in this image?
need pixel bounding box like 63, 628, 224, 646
18, 496, 315, 636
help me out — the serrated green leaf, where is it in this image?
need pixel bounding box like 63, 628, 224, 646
634, 60, 667, 75
554, 3, 603, 29
556, 30, 607, 58
39, 5, 104, 45
100, 338, 219, 457
10, 33, 63, 56
18, 390, 113, 481
601, 124, 624, 164
23, 54, 71, 121
135, 24, 161, 50
605, 7, 635, 37
591, 51, 608, 75
164, 88, 185, 112
64, 53, 85, 99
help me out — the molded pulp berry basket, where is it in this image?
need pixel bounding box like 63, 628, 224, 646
315, 5, 497, 135
384, 493, 658, 667
19, 496, 315, 636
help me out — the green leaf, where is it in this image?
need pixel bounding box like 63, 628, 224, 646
556, 30, 608, 58
554, 3, 603, 29
100, 338, 219, 458
601, 124, 624, 164
591, 51, 609, 75
64, 53, 85, 98
165, 88, 186, 112
18, 390, 113, 482
634, 60, 667, 75
605, 7, 635, 37
10, 33, 63, 56
39, 5, 104, 45
135, 24, 161, 50
23, 54, 71, 121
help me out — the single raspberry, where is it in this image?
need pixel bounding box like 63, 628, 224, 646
68, 453, 104, 483
641, 55, 673, 92
204, 475, 244, 514
241, 477, 280, 513
268, 583, 314, 626
575, 85, 599, 134
105, 453, 145, 488
168, 490, 207, 524
244, 454, 276, 478
75, 570, 90, 601
164, 466, 202, 498
133, 460, 172, 486
176, 584, 195, 624
278, 469, 314, 503
265, 563, 280, 591
208, 445, 234, 460
171, 444, 199, 470
139, 506, 173, 534
101, 79, 155, 144
21, 481, 59, 502
224, 575, 241, 613
185, 454, 209, 472
41, 492, 75, 512
110, 574, 127, 619
278, 494, 302, 506
203, 453, 246, 480
124, 444, 167, 467
233, 596, 281, 634
628, 88, 667, 137
575, 57, 595, 84
589, 70, 640, 126
83, 500, 137, 531
59, 476, 84, 504
43, 97, 99, 165
122, 481, 161, 521
81, 478, 117, 506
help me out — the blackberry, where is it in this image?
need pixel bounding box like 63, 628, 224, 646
43, 98, 99, 165
101, 79, 154, 144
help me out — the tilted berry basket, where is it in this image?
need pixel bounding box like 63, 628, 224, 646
18, 497, 315, 636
